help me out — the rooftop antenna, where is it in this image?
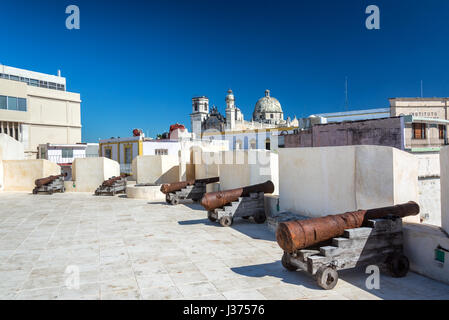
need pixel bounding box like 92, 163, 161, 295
344, 76, 349, 111
420, 80, 424, 98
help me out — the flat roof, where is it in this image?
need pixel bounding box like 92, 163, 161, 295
315, 108, 390, 118
390, 97, 449, 101
0, 64, 66, 85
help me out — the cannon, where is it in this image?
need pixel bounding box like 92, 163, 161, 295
276, 201, 419, 253
162, 177, 219, 205
201, 180, 275, 227
277, 202, 420, 290
33, 173, 67, 194
94, 174, 127, 196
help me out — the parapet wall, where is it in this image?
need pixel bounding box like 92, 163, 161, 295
278, 145, 419, 222
132, 155, 179, 185
0, 133, 25, 160
218, 150, 279, 195
72, 157, 120, 192
440, 146, 449, 234
2, 159, 61, 191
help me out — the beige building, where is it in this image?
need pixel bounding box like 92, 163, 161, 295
390, 98, 449, 151
0, 65, 81, 158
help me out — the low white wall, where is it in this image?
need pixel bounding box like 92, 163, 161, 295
416, 152, 441, 226
72, 157, 120, 192
126, 185, 165, 201
2, 159, 61, 191
279, 146, 419, 222
403, 223, 449, 285
0, 133, 25, 160
132, 155, 179, 184
218, 150, 279, 195
0, 157, 3, 192
194, 151, 220, 180
440, 146, 449, 234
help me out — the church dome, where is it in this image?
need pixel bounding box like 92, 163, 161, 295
254, 90, 283, 115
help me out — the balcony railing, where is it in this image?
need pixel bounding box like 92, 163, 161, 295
46, 154, 98, 164
120, 163, 132, 174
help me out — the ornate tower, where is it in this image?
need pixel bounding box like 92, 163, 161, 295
225, 89, 236, 130
190, 96, 209, 138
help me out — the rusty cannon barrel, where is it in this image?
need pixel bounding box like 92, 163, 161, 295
276, 201, 420, 253
160, 177, 219, 194
200, 180, 275, 211
35, 173, 67, 187
102, 174, 128, 187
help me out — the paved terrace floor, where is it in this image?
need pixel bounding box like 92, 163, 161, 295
0, 192, 448, 300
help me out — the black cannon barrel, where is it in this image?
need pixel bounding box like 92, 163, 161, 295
160, 177, 219, 194
200, 180, 275, 211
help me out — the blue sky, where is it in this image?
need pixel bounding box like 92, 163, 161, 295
1, 0, 449, 142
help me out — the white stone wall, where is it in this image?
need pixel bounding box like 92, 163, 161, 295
278, 146, 419, 222
2, 159, 61, 191
72, 157, 120, 192
132, 155, 179, 185
403, 223, 449, 285
414, 152, 442, 226
440, 146, 449, 234
0, 133, 24, 160
218, 150, 279, 195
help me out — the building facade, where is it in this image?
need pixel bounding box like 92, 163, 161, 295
99, 128, 228, 174
284, 117, 405, 149
191, 89, 299, 150
390, 98, 449, 151
0, 65, 81, 158
37, 143, 98, 180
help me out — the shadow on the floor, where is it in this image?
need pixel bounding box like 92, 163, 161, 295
177, 215, 275, 241
231, 261, 319, 290
178, 218, 215, 226
231, 261, 448, 299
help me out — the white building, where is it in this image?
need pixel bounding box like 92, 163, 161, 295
0, 64, 82, 158
37, 143, 99, 180
191, 89, 299, 151
99, 128, 228, 174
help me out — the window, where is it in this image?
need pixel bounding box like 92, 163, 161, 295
30, 79, 39, 87
412, 123, 426, 139
9, 75, 19, 81
104, 148, 112, 159
7, 97, 17, 110
48, 82, 57, 90
18, 98, 26, 111
62, 149, 73, 158
155, 149, 168, 155
439, 125, 446, 140
265, 138, 271, 150
0, 96, 6, 109
20, 77, 30, 85
124, 146, 133, 164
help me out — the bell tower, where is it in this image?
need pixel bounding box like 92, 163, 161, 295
190, 96, 209, 138
225, 89, 236, 130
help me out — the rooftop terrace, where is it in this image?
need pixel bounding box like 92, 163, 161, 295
0, 192, 448, 300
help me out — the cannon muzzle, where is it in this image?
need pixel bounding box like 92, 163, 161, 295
276, 201, 420, 253
200, 180, 275, 211
160, 177, 219, 194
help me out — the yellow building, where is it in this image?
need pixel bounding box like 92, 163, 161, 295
0, 65, 81, 158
